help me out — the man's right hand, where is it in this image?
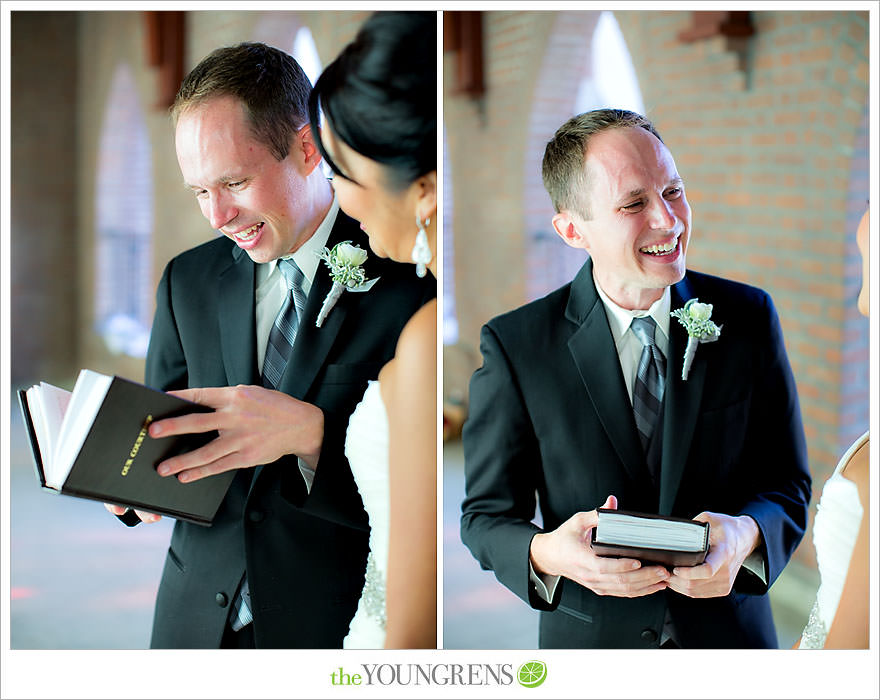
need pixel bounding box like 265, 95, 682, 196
104, 503, 162, 524
528, 495, 669, 597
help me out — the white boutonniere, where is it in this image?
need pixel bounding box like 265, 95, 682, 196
670, 298, 722, 380
315, 241, 379, 327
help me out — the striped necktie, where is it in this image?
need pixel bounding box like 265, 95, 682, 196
229, 258, 307, 634
630, 316, 666, 452
261, 258, 307, 390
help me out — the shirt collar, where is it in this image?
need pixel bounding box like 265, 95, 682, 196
266, 195, 340, 286
593, 269, 671, 347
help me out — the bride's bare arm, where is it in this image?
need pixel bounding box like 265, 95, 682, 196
823, 439, 869, 648
381, 300, 437, 648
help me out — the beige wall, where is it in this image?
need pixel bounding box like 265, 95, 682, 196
11, 12, 79, 386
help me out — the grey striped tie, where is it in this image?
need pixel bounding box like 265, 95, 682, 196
631, 316, 666, 451
261, 258, 307, 390
229, 258, 306, 633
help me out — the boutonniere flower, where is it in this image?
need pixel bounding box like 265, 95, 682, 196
315, 241, 380, 327
670, 298, 722, 380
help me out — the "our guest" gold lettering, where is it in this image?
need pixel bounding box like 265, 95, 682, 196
121, 415, 153, 476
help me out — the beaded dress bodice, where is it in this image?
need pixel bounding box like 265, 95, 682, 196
799, 432, 867, 649
343, 381, 389, 648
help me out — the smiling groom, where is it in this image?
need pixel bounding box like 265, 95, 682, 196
112, 43, 434, 649
460, 109, 811, 648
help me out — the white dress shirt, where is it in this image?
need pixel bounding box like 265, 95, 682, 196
255, 197, 339, 373
253, 196, 339, 491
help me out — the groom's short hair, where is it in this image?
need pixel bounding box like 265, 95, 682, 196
171, 42, 312, 162
542, 109, 663, 220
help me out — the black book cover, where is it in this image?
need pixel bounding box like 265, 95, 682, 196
590, 508, 710, 568
18, 376, 235, 526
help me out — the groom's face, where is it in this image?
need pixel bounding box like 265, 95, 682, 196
555, 126, 691, 310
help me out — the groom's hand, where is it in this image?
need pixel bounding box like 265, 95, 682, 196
104, 503, 162, 524
148, 385, 325, 482
665, 511, 761, 598
529, 495, 670, 598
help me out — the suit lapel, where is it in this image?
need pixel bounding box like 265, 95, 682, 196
566, 261, 650, 486
218, 246, 258, 387
277, 211, 359, 401
658, 275, 707, 514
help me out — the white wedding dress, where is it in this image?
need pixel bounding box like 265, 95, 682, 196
799, 431, 868, 649
342, 381, 389, 648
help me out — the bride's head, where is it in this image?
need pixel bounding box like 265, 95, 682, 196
309, 12, 437, 275
856, 207, 869, 317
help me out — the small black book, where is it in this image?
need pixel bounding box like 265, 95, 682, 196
590, 508, 710, 568
18, 370, 235, 526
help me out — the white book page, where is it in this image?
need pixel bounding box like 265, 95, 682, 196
37, 382, 73, 468
25, 382, 73, 481
25, 386, 50, 473
598, 513, 705, 551
49, 370, 113, 489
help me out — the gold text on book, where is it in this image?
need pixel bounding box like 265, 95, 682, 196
121, 415, 153, 476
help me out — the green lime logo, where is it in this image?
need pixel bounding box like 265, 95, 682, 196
517, 660, 547, 688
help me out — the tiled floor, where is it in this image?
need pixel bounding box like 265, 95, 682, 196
443, 441, 538, 648
9, 403, 172, 649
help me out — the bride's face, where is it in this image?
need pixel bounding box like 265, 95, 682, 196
856, 208, 869, 317
321, 124, 423, 263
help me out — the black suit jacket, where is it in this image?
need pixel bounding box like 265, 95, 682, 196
145, 211, 434, 648
460, 260, 810, 648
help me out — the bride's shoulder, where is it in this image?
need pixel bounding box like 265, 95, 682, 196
379, 299, 437, 391
840, 436, 869, 507
401, 299, 437, 345
392, 300, 437, 370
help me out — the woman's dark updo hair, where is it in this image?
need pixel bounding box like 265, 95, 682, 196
309, 11, 436, 192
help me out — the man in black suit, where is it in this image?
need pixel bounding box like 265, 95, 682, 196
460, 109, 810, 648
107, 43, 433, 648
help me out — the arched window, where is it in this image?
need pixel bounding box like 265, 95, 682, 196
574, 11, 644, 115
94, 63, 153, 357
292, 26, 322, 87
525, 11, 645, 300
289, 25, 327, 178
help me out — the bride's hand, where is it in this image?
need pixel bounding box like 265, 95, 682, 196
147, 385, 324, 482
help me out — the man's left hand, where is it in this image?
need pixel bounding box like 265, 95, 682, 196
149, 385, 324, 483
665, 512, 761, 598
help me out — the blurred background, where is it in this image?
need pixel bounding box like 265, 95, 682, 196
6, 8, 375, 649
442, 9, 871, 649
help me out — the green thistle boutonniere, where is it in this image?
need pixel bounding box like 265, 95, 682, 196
670, 299, 722, 380
315, 241, 379, 327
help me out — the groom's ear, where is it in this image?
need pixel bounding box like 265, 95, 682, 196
552, 211, 590, 251
296, 124, 324, 176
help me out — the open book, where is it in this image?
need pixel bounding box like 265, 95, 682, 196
590, 508, 710, 567
18, 370, 235, 526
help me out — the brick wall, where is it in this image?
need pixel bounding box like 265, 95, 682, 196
445, 10, 870, 572
445, 12, 558, 343
615, 11, 870, 569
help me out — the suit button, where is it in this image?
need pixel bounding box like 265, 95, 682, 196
248, 510, 265, 523
641, 628, 658, 643
215, 593, 228, 608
